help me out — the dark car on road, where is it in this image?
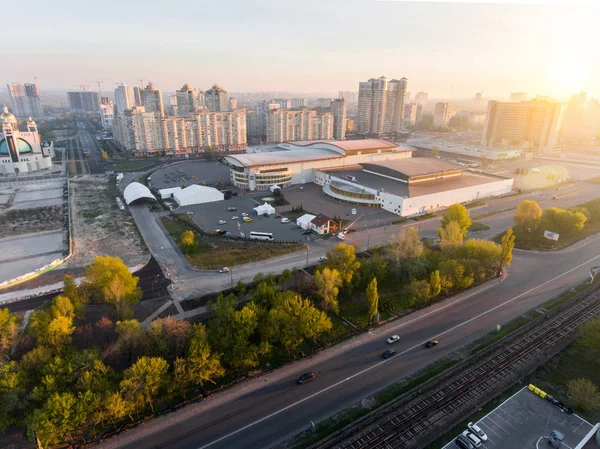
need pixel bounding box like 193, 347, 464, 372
382, 349, 397, 359
296, 372, 315, 384
425, 339, 439, 348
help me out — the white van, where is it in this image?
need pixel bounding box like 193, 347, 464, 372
462, 430, 482, 448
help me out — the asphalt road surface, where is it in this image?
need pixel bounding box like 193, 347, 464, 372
98, 231, 600, 449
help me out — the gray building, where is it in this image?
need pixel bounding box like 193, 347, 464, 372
140, 83, 164, 118
67, 91, 100, 113
332, 98, 347, 140
357, 76, 408, 137
7, 83, 44, 118
205, 84, 229, 112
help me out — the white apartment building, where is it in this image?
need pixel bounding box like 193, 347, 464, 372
291, 98, 307, 108
176, 84, 200, 117
414, 91, 428, 105
114, 106, 247, 156
266, 109, 333, 143
404, 103, 423, 127
140, 83, 164, 118
114, 84, 136, 115
509, 92, 527, 102
317, 98, 334, 108
433, 103, 455, 127
100, 101, 114, 130
7, 83, 44, 118
272, 98, 291, 109
357, 76, 408, 137
205, 85, 229, 112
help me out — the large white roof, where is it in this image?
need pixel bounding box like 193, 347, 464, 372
225, 148, 342, 168
123, 182, 157, 205
172, 184, 224, 205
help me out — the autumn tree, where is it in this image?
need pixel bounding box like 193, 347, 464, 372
84, 256, 142, 320
0, 308, 21, 360
314, 267, 343, 314
440, 204, 472, 238
497, 227, 515, 275
366, 278, 379, 325
429, 270, 442, 297
115, 319, 146, 364
180, 230, 197, 255
514, 200, 542, 229
389, 227, 424, 267
542, 207, 587, 236
567, 378, 600, 411
439, 260, 474, 291
438, 220, 463, 253
30, 392, 88, 447
120, 356, 169, 416
431, 145, 440, 157
407, 279, 431, 307
148, 317, 192, 362
455, 239, 502, 272
63, 275, 88, 319
29, 296, 76, 349
324, 243, 361, 288
0, 361, 23, 431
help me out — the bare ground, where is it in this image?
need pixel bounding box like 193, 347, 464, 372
67, 176, 149, 267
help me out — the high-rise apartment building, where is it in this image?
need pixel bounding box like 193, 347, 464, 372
357, 76, 408, 137
291, 98, 307, 109
414, 91, 428, 105
133, 87, 142, 106
229, 97, 238, 110
266, 109, 333, 143
509, 92, 527, 102
67, 91, 100, 113
272, 98, 291, 109
338, 91, 358, 103
317, 98, 333, 108
7, 83, 44, 118
205, 85, 229, 112
175, 84, 199, 117
560, 91, 596, 150
405, 92, 411, 104
140, 83, 164, 118
404, 102, 423, 127
114, 107, 247, 155
480, 99, 565, 154
433, 103, 455, 127
474, 92, 482, 106
100, 100, 114, 130
331, 98, 347, 140
114, 83, 136, 114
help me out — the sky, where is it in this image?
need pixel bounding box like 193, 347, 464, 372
2, 0, 599, 100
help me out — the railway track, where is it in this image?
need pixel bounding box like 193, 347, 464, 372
334, 287, 600, 449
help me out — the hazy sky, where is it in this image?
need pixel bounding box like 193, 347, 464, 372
2, 0, 599, 99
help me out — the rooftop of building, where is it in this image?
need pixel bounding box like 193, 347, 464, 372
360, 157, 463, 179
224, 147, 342, 168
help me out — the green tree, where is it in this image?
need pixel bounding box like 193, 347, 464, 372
30, 392, 88, 447
0, 308, 21, 360
438, 220, 463, 253
265, 295, 332, 351
203, 146, 214, 160
497, 227, 515, 275
407, 279, 431, 307
0, 361, 24, 431
431, 145, 440, 157
366, 278, 379, 324
115, 319, 146, 364
514, 200, 542, 230
314, 267, 343, 314
180, 230, 197, 255
46, 315, 75, 348
173, 323, 224, 399
441, 204, 472, 238
567, 378, 600, 411
51, 295, 75, 320
120, 356, 169, 415
429, 270, 442, 297
439, 260, 474, 291
542, 207, 587, 236
356, 252, 388, 290
102, 392, 133, 426
455, 239, 502, 272
148, 316, 192, 362
252, 281, 277, 308
325, 243, 361, 288
63, 275, 88, 319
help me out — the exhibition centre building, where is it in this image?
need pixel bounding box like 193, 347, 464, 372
224, 139, 514, 217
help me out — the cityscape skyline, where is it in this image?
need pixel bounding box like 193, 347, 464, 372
2, 1, 598, 99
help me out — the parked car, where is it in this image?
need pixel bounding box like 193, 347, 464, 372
461, 430, 482, 448
231, 216, 239, 220
186, 211, 193, 215
382, 349, 397, 359
227, 207, 237, 211
386, 335, 400, 344
296, 372, 315, 385
281, 217, 290, 223
241, 212, 249, 217
425, 339, 439, 348
243, 217, 253, 223
454, 435, 474, 449
275, 214, 282, 219
302, 229, 312, 235
218, 219, 226, 224
218, 267, 230, 273
467, 422, 488, 442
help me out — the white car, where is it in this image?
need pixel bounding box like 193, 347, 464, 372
386, 335, 400, 345
281, 217, 290, 223
186, 211, 193, 215
461, 430, 482, 448
231, 216, 239, 220
218, 220, 226, 224
218, 267, 230, 273
241, 212, 249, 217
467, 422, 488, 441
319, 256, 327, 262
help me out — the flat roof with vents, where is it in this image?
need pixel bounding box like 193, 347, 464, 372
360, 157, 464, 182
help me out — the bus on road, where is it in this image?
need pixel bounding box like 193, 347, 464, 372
249, 231, 274, 241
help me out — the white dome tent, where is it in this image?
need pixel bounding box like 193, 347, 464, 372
253, 202, 276, 216
123, 182, 157, 205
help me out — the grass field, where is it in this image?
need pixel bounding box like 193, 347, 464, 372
161, 216, 304, 269
467, 221, 491, 232
493, 220, 600, 250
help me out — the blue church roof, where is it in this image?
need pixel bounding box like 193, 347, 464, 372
0, 138, 33, 155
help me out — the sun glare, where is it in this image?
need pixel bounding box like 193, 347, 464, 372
547, 61, 583, 96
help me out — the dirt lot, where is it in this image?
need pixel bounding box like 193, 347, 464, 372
0, 205, 64, 237
68, 176, 149, 267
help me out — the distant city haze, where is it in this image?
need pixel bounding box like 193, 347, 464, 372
2, 0, 598, 99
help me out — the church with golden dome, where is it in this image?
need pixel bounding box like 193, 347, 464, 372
0, 106, 54, 175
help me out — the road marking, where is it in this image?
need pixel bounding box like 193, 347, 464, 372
197, 254, 600, 448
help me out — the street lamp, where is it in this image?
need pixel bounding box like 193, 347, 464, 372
151, 274, 160, 298
367, 229, 371, 251
230, 267, 233, 288
306, 245, 309, 267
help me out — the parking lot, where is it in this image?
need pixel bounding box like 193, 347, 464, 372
442, 387, 592, 449
177, 196, 314, 242
148, 160, 231, 191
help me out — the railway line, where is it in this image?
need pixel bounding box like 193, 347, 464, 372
326, 285, 600, 449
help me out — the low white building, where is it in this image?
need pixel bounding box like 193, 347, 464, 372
296, 214, 316, 230
158, 187, 182, 200
173, 184, 224, 206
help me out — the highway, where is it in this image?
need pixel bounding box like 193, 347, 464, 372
99, 189, 600, 448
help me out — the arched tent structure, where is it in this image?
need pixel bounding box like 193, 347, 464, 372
124, 182, 157, 205
253, 202, 276, 216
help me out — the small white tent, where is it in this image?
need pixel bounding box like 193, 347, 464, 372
269, 184, 281, 193
296, 213, 316, 230
158, 187, 182, 200
253, 202, 276, 216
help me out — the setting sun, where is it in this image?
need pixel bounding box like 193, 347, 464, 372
547, 59, 584, 96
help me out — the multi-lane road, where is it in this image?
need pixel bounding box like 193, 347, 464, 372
98, 180, 600, 449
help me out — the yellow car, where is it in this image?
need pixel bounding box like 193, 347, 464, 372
243, 217, 253, 223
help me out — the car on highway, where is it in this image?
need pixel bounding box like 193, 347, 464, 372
467, 422, 487, 441
425, 339, 439, 348
454, 435, 474, 449
231, 216, 239, 220
227, 207, 237, 211
296, 372, 315, 385
382, 349, 396, 359
281, 217, 290, 223
243, 217, 253, 223
186, 211, 193, 215
461, 430, 482, 448
218, 219, 227, 224
318, 256, 327, 262
386, 335, 400, 344
218, 267, 230, 273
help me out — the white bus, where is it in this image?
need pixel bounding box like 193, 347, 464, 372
249, 231, 274, 241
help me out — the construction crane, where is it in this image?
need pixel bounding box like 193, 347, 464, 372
138, 78, 144, 88
79, 84, 90, 92
337, 214, 364, 241
96, 80, 104, 97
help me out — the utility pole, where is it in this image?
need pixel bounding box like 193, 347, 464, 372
230, 267, 233, 288
306, 245, 309, 267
